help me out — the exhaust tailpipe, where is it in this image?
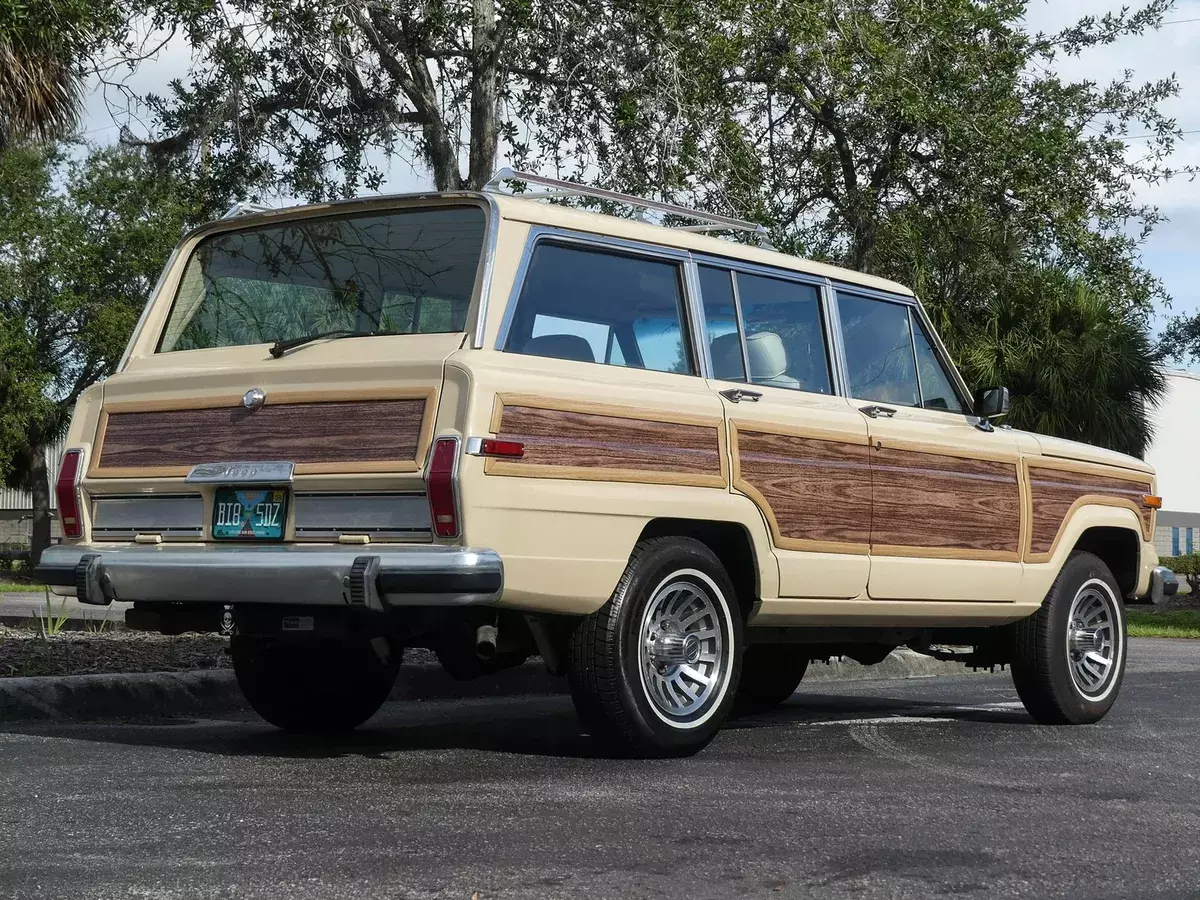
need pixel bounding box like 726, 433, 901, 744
475, 624, 498, 660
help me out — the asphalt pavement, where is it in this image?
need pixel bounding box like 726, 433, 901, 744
1, 638, 1199, 900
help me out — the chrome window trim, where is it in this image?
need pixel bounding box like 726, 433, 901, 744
727, 267, 752, 383
470, 193, 503, 348
821, 279, 852, 398
118, 247, 180, 372
690, 252, 828, 289
493, 226, 700, 377
681, 258, 711, 379
906, 307, 927, 408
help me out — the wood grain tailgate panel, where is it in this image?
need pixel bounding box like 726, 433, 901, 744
870, 446, 1022, 557
95, 399, 428, 475
491, 404, 724, 485
735, 429, 872, 549
1028, 465, 1153, 556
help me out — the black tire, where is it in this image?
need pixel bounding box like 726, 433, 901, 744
736, 644, 809, 710
1011, 551, 1127, 725
231, 635, 402, 733
567, 537, 743, 758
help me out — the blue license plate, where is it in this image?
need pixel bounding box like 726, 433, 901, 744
212, 488, 288, 540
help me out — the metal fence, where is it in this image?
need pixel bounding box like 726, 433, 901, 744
0, 441, 66, 512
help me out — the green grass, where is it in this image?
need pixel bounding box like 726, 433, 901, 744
0, 582, 38, 593
1128, 610, 1200, 639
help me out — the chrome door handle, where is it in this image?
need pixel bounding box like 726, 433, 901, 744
720, 388, 762, 403
859, 405, 896, 418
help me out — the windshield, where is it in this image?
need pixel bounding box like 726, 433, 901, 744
157, 205, 486, 352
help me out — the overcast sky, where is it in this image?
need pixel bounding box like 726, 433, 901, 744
77, 1, 1200, 362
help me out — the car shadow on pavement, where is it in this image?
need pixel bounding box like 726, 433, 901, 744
0, 690, 1033, 761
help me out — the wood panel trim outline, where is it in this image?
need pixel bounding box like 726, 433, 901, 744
89, 388, 437, 478
729, 420, 871, 556
868, 439, 1023, 562
1023, 457, 1155, 563
730, 421, 1025, 561
485, 393, 728, 489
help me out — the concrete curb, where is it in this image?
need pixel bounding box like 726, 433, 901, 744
0, 649, 991, 722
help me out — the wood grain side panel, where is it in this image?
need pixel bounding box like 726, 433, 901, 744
870, 445, 1022, 558
94, 398, 428, 476
492, 403, 725, 487
1027, 465, 1154, 556
734, 428, 872, 550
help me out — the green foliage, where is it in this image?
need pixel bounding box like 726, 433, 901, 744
581, 0, 1176, 456
1158, 554, 1200, 596
946, 270, 1166, 457
0, 144, 205, 481
133, 0, 692, 197
1160, 555, 1200, 577
0, 142, 206, 561
0, 0, 124, 148
38, 590, 69, 639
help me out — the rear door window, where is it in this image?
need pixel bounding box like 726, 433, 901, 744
503, 242, 694, 375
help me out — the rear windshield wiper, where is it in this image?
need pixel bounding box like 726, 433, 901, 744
268, 329, 376, 358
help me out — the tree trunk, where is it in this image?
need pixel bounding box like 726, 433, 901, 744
28, 443, 51, 569
466, 0, 500, 190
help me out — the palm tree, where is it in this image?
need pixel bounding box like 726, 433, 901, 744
0, 1, 111, 149
947, 268, 1167, 458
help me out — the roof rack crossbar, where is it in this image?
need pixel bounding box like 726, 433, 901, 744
485, 167, 772, 248
223, 201, 275, 219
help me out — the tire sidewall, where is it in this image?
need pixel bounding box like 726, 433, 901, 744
611, 542, 743, 752
1046, 554, 1127, 720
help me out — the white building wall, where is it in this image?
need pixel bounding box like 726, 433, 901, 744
1145, 370, 1200, 556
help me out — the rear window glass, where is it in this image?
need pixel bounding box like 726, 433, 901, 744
158, 206, 485, 352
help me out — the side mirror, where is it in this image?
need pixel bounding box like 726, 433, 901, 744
975, 386, 1010, 420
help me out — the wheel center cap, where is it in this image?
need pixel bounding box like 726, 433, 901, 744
1070, 627, 1100, 654
651, 628, 702, 667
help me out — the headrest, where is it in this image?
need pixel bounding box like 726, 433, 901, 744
745, 331, 788, 380
710, 332, 745, 381
522, 334, 596, 363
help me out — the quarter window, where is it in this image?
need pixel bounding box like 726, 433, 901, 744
503, 242, 694, 375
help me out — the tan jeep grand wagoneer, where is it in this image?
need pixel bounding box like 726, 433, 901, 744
36, 170, 1174, 756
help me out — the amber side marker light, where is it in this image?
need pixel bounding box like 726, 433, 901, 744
1143, 495, 1163, 510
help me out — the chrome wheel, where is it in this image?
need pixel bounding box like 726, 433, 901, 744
1065, 578, 1121, 699
637, 570, 733, 728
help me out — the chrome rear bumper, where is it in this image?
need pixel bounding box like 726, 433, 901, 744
1150, 565, 1179, 606
35, 543, 503, 610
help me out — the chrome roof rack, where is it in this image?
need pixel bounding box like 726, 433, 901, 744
222, 200, 275, 219
484, 167, 773, 249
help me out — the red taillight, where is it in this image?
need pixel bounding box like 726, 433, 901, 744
479, 439, 525, 459
427, 437, 460, 538
55, 449, 84, 538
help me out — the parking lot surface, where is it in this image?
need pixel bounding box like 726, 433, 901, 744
1, 638, 1198, 899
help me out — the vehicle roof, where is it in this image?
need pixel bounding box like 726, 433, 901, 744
186, 189, 914, 298
488, 193, 914, 297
